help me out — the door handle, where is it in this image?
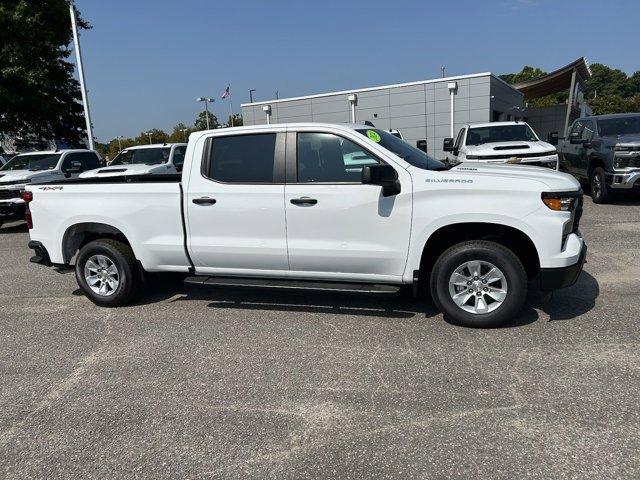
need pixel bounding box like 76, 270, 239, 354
192, 197, 216, 205
290, 197, 318, 206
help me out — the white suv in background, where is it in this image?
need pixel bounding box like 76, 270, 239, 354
444, 121, 559, 169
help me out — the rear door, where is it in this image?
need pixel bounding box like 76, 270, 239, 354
284, 128, 412, 281
185, 130, 289, 274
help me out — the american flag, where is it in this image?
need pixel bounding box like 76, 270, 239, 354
221, 85, 230, 99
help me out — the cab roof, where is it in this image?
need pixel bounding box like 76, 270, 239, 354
467, 121, 530, 129
123, 143, 186, 150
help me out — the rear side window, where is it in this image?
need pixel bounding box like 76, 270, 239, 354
81, 152, 101, 170
206, 134, 276, 183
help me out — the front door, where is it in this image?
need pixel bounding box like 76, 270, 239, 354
186, 131, 289, 274
284, 130, 412, 281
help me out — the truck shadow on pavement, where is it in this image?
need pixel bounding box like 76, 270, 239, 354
134, 269, 599, 327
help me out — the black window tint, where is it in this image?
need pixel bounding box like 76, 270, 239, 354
173, 146, 186, 167
82, 152, 100, 170
62, 153, 82, 172
207, 134, 275, 183
297, 132, 379, 183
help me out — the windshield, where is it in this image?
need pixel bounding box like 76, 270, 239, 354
466, 124, 538, 145
0, 153, 61, 171
597, 116, 640, 137
110, 147, 171, 166
356, 129, 447, 170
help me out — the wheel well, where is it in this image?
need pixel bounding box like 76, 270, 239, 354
62, 223, 131, 264
419, 223, 540, 281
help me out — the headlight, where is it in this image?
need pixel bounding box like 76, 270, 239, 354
541, 191, 581, 211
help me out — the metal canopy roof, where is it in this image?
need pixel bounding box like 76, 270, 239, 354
512, 57, 592, 100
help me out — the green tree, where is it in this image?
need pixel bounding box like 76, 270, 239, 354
585, 63, 633, 99
134, 128, 167, 145
194, 111, 219, 131
226, 114, 243, 127
167, 122, 193, 143
0, 0, 90, 149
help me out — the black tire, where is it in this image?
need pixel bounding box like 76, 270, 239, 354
75, 239, 141, 307
429, 240, 527, 328
589, 167, 610, 204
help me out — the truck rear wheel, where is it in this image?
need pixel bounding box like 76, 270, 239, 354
429, 241, 527, 328
75, 239, 141, 307
590, 167, 610, 204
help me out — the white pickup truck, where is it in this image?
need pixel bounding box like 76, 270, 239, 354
0, 149, 101, 227
443, 121, 559, 169
79, 143, 187, 179
25, 123, 586, 327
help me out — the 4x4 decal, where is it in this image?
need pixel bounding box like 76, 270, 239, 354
38, 186, 63, 191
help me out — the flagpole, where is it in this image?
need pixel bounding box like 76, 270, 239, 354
229, 84, 234, 127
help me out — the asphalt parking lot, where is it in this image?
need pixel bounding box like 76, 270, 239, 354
0, 197, 639, 479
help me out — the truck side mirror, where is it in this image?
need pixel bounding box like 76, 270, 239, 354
547, 131, 559, 146
569, 132, 583, 145
443, 138, 454, 152
362, 164, 401, 197
416, 140, 427, 152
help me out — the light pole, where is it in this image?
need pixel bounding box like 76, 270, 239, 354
69, 0, 95, 150
180, 128, 188, 142
249, 89, 256, 103
196, 97, 214, 130
116, 135, 123, 151
146, 131, 153, 144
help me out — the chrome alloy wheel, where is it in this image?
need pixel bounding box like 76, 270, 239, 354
448, 260, 507, 314
84, 255, 120, 296
592, 172, 602, 198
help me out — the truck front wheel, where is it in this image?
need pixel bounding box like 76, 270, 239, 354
429, 241, 527, 328
75, 239, 141, 307
589, 167, 610, 204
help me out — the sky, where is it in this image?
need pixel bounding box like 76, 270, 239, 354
76, 0, 639, 142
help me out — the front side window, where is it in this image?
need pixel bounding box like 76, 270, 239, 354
110, 147, 171, 166
465, 124, 538, 145
206, 134, 275, 183
581, 121, 595, 141
0, 153, 61, 171
454, 128, 465, 149
297, 132, 379, 183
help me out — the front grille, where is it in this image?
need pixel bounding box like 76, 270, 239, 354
0, 189, 19, 200
524, 160, 558, 169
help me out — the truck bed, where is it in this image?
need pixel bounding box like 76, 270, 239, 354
27, 176, 190, 272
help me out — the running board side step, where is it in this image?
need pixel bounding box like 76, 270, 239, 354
184, 276, 401, 295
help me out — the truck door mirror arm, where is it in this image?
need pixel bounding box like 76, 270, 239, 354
362, 164, 401, 197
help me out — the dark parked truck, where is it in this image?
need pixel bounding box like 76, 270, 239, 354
557, 113, 640, 203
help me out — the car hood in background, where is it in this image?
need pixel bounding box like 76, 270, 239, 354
79, 163, 174, 178
465, 140, 556, 155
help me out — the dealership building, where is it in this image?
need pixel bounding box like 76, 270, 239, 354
241, 58, 591, 160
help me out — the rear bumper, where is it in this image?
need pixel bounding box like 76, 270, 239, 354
0, 200, 26, 220
538, 242, 587, 291
28, 241, 52, 267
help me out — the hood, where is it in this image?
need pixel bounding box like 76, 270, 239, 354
447, 162, 581, 191
79, 163, 171, 178
611, 134, 640, 146
466, 140, 555, 155
0, 169, 61, 184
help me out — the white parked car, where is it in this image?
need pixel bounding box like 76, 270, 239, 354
80, 143, 187, 179
0, 149, 101, 227
444, 121, 559, 169
25, 123, 586, 328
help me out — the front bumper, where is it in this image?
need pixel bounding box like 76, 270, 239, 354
538, 242, 587, 291
0, 199, 26, 220
606, 170, 640, 190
